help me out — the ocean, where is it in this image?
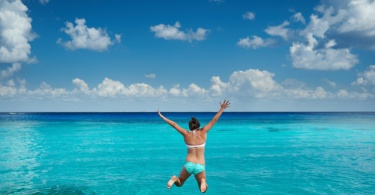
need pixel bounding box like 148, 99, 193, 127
0, 112, 374, 195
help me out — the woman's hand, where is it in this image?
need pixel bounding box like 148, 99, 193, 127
220, 100, 230, 110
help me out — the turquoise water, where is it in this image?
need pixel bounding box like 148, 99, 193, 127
0, 112, 374, 195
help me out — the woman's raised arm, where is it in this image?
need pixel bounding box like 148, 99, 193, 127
158, 110, 187, 135
202, 100, 230, 133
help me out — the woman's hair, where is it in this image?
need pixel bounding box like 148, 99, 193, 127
189, 117, 200, 130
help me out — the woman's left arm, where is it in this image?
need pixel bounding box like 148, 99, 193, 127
158, 110, 187, 135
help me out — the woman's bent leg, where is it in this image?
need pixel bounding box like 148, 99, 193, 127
195, 171, 208, 193
167, 166, 190, 188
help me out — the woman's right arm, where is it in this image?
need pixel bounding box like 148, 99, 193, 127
202, 100, 230, 133
158, 110, 187, 135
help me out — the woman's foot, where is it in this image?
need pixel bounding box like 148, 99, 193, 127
200, 178, 208, 193
167, 176, 178, 188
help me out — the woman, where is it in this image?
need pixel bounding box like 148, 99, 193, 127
158, 100, 230, 193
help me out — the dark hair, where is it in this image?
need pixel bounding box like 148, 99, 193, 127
189, 117, 200, 130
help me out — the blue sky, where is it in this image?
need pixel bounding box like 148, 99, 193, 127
0, 0, 374, 112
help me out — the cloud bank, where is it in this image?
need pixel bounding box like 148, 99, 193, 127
1, 68, 371, 102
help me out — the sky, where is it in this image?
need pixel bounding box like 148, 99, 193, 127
0, 0, 374, 112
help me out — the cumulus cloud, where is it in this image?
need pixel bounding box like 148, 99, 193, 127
335, 0, 375, 38
302, 0, 375, 49
210, 76, 229, 96
352, 65, 375, 86
238, 0, 375, 70
351, 77, 367, 86
57, 18, 115, 51
243, 12, 255, 20
0, 0, 36, 64
150, 21, 209, 42
169, 84, 181, 96
206, 69, 349, 100
265, 21, 291, 40
72, 78, 90, 95
233, 1, 375, 74
181, 83, 206, 97
27, 82, 68, 97
208, 69, 279, 98
115, 34, 121, 43
230, 70, 280, 92
90, 78, 167, 98
237, 36, 275, 49
0, 63, 21, 79
290, 33, 358, 70
288, 1, 372, 70
238, 21, 290, 50
362, 65, 375, 85
0, 68, 373, 102
292, 12, 305, 24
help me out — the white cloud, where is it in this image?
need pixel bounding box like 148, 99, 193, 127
115, 34, 121, 43
39, 0, 49, 4
283, 86, 329, 99
336, 0, 375, 37
27, 82, 68, 97
228, 69, 282, 98
237, 36, 275, 49
363, 65, 375, 85
243, 12, 255, 20
0, 0, 36, 64
265, 21, 290, 40
302, 0, 375, 49
150, 21, 209, 42
352, 65, 375, 86
91, 78, 167, 98
145, 74, 156, 79
1, 69, 373, 105
351, 77, 367, 86
57, 18, 114, 51
289, 1, 370, 70
0, 84, 16, 96
290, 33, 358, 70
0, 63, 21, 79
210, 76, 229, 96
337, 89, 349, 98
0, 69, 331, 99
292, 12, 305, 24
181, 83, 206, 97
126, 83, 167, 97
323, 79, 337, 88
169, 84, 181, 96
207, 69, 283, 98
72, 78, 90, 95
207, 69, 373, 100
94, 78, 126, 97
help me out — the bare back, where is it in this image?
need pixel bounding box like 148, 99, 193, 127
183, 130, 207, 165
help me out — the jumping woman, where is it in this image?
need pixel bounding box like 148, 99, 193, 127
158, 100, 230, 193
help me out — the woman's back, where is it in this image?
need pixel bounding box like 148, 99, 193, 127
184, 130, 207, 164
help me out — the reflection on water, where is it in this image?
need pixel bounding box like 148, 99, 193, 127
0, 121, 44, 194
